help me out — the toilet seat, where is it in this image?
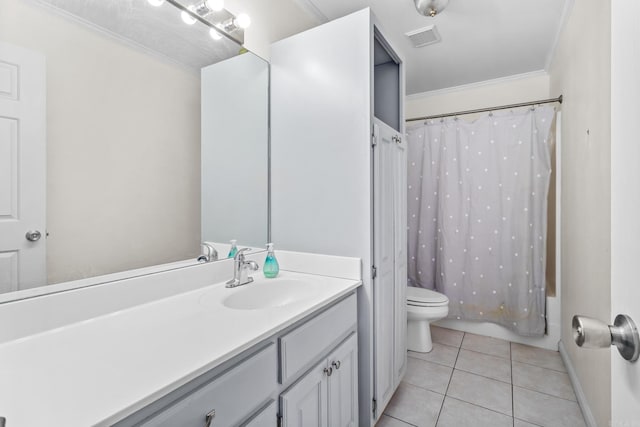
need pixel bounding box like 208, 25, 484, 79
407, 286, 449, 307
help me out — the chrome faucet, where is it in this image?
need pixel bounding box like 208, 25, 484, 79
226, 248, 259, 288
198, 242, 218, 263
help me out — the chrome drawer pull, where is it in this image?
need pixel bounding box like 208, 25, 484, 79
323, 366, 333, 377
331, 360, 341, 370
205, 409, 216, 427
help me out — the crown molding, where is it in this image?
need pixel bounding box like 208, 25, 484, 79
406, 70, 549, 101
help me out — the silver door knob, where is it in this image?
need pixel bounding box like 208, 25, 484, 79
25, 230, 41, 242
572, 314, 640, 362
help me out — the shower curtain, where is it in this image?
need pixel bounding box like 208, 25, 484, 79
407, 106, 555, 336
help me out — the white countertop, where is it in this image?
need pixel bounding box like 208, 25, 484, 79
0, 270, 360, 426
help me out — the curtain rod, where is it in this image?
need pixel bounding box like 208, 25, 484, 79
406, 95, 563, 122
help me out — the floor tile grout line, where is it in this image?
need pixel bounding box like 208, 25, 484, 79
430, 339, 463, 350
510, 342, 515, 427
397, 379, 447, 397
382, 413, 420, 427
406, 352, 456, 369
435, 331, 464, 426
512, 384, 580, 403
451, 366, 512, 385
445, 394, 516, 420
457, 346, 512, 360
511, 358, 568, 373
514, 417, 545, 427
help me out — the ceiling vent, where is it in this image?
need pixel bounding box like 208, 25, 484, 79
406, 25, 441, 48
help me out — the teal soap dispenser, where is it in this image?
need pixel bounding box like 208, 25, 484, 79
228, 239, 238, 258
263, 243, 280, 278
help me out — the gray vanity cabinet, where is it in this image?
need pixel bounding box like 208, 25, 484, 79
136, 344, 277, 427
280, 333, 358, 427
115, 293, 358, 427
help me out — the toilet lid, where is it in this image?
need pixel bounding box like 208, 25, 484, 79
407, 286, 449, 305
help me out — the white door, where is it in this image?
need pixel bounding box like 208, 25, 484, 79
373, 117, 406, 418
610, 2, 640, 423
372, 118, 397, 417
0, 42, 46, 294
280, 360, 328, 427
393, 133, 407, 382
328, 334, 358, 427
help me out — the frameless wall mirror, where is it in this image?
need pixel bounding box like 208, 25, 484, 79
0, 0, 269, 301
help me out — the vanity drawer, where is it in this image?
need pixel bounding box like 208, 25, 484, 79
140, 344, 276, 427
279, 293, 357, 384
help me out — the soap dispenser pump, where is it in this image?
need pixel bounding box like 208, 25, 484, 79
263, 243, 279, 278
228, 239, 238, 258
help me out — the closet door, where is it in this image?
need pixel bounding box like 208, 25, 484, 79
393, 134, 408, 383
372, 118, 398, 416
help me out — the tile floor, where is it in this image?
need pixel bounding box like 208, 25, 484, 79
377, 326, 587, 427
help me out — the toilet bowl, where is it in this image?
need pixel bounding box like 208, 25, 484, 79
406, 286, 449, 353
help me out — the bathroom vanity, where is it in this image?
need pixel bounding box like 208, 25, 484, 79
0, 252, 361, 427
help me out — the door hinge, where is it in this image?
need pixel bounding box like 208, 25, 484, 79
372, 398, 378, 417
371, 265, 377, 279
372, 124, 378, 148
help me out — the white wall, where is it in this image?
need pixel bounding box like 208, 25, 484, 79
548, 1, 612, 426
225, 0, 320, 60
406, 73, 563, 350
201, 53, 269, 248
0, 0, 202, 284
406, 72, 550, 120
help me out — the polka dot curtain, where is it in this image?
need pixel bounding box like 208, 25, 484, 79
406, 106, 555, 336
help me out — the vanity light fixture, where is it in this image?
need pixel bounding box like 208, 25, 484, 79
414, 0, 450, 17
235, 13, 251, 29
164, 0, 250, 44
181, 5, 198, 25
218, 13, 251, 33
205, 0, 225, 12
209, 27, 223, 40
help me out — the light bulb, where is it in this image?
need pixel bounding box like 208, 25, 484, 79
205, 0, 224, 12
147, 0, 164, 6
234, 13, 251, 29
181, 6, 197, 25
209, 28, 223, 40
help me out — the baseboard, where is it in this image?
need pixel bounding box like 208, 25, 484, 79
558, 340, 598, 427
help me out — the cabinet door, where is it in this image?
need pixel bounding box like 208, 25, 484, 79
372, 118, 399, 414
327, 334, 358, 427
280, 361, 328, 427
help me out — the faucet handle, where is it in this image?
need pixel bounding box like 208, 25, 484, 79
234, 247, 251, 261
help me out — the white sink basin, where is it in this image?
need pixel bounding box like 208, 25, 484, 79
199, 276, 325, 310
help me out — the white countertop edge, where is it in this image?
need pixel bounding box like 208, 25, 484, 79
98, 280, 361, 426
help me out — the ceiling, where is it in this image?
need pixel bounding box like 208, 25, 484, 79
36, 0, 244, 68
294, 0, 570, 95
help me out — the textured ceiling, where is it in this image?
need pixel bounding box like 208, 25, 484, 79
295, 0, 569, 94
35, 0, 246, 69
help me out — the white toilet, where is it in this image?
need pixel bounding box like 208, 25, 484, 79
406, 286, 450, 353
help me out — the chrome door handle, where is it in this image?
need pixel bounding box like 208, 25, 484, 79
331, 360, 341, 370
25, 230, 41, 242
323, 366, 333, 376
205, 409, 216, 427
573, 314, 640, 362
